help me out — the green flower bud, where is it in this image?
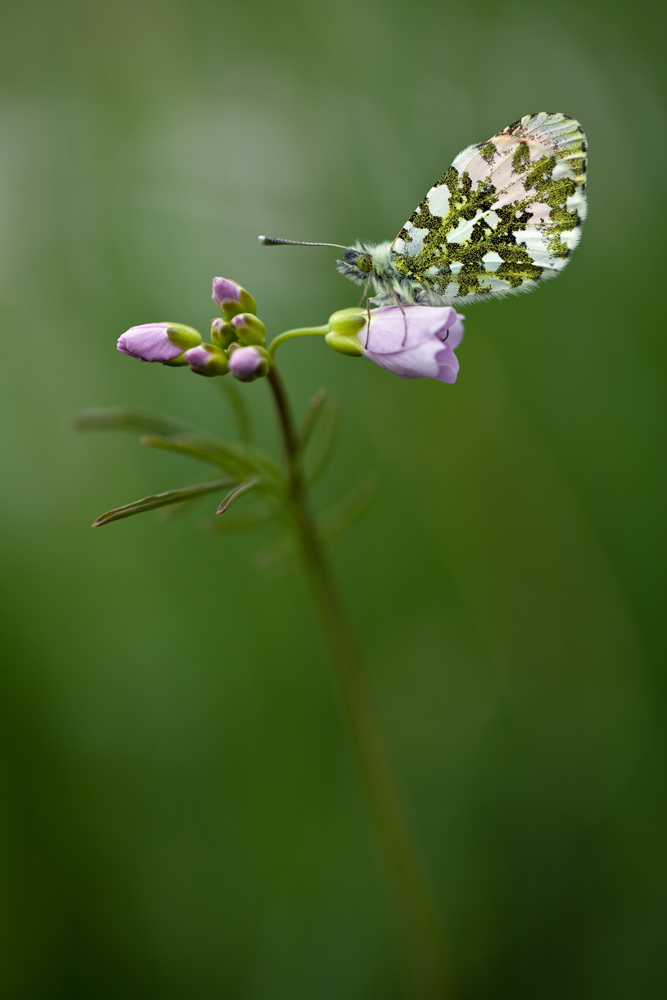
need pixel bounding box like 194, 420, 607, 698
211, 318, 236, 349
325, 308, 366, 357
230, 312, 267, 346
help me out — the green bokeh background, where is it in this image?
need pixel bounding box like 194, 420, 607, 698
0, 1, 665, 996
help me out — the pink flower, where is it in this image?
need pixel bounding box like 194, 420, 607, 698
117, 323, 201, 364
228, 345, 268, 382
361, 305, 464, 383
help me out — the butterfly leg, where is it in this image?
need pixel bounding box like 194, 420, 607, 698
358, 281, 370, 308
390, 289, 408, 346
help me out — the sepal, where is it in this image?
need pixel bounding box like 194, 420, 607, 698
164, 324, 204, 366
166, 324, 203, 350
325, 308, 366, 356
211, 318, 236, 349
230, 313, 267, 346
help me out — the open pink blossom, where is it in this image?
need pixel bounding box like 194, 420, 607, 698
361, 305, 464, 383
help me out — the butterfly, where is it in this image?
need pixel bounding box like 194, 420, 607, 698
260, 112, 587, 306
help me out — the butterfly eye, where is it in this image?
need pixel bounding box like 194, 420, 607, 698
355, 254, 372, 272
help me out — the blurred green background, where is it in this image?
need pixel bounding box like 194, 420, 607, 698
0, 0, 665, 996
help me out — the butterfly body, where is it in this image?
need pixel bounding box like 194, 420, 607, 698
336, 112, 587, 306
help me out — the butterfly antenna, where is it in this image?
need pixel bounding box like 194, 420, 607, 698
258, 236, 355, 251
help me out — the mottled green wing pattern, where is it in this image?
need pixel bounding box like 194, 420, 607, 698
391, 112, 587, 304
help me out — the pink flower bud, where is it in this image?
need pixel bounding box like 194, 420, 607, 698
228, 345, 269, 383
117, 323, 202, 365
212, 277, 257, 319
184, 343, 229, 377
358, 305, 465, 383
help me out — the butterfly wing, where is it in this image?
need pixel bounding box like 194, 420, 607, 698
390, 112, 587, 304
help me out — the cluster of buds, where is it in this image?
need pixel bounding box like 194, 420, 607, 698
117, 275, 466, 387
117, 278, 269, 383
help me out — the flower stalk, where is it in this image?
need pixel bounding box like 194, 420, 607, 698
266, 361, 450, 1000
108, 276, 466, 999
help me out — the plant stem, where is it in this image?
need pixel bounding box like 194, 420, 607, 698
267, 325, 329, 361
266, 363, 450, 1000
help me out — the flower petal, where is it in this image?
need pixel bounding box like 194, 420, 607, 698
364, 337, 451, 380
117, 324, 182, 363
364, 305, 458, 354
446, 313, 465, 350
228, 346, 262, 379
212, 277, 243, 307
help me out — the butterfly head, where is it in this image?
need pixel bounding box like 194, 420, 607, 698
353, 252, 373, 273
335, 242, 406, 301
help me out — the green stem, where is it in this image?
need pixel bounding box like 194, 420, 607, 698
266, 363, 450, 1000
267, 325, 329, 361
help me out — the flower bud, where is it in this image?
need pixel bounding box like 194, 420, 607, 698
230, 312, 266, 347
210, 317, 235, 349
183, 343, 230, 377
228, 344, 269, 382
117, 322, 202, 365
325, 308, 366, 357
212, 277, 257, 320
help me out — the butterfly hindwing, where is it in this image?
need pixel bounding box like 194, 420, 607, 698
390, 112, 587, 304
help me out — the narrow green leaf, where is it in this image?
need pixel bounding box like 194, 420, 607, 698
72, 406, 283, 485
71, 407, 193, 437
92, 477, 235, 527
141, 434, 260, 480
204, 498, 280, 533
298, 387, 327, 456
216, 476, 260, 515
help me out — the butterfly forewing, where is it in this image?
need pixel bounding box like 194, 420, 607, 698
390, 112, 587, 304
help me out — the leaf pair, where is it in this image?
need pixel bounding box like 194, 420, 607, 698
74, 407, 281, 529
92, 478, 236, 527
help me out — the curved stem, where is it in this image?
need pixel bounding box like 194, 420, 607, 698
266, 363, 450, 1000
267, 325, 328, 361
